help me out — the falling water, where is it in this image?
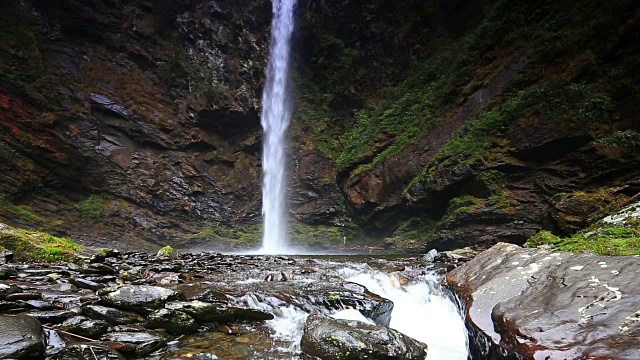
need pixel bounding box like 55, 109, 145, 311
260, 0, 296, 254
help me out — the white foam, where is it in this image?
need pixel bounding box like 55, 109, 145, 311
346, 272, 468, 360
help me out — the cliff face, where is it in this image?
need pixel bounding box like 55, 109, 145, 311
1, 0, 639, 252
0, 0, 274, 250
293, 0, 640, 251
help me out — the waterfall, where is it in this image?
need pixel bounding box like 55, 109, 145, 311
260, 0, 296, 254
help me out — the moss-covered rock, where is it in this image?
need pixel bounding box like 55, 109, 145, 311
0, 223, 81, 262
156, 245, 179, 259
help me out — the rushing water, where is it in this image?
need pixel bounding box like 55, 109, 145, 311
164, 256, 468, 359
260, 0, 296, 254
343, 270, 469, 359
259, 259, 468, 359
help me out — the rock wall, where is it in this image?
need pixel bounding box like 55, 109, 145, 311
0, 0, 274, 250
292, 0, 640, 251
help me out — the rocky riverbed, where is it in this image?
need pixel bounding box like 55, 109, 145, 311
3, 241, 638, 360
0, 250, 469, 360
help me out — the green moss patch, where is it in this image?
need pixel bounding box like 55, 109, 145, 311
74, 195, 107, 220
526, 218, 640, 256
0, 224, 81, 262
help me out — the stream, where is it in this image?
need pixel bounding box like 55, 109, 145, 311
160, 256, 468, 359
0, 252, 469, 359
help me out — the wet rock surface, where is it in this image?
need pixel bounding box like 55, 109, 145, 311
100, 285, 185, 313
59, 316, 109, 338
301, 314, 428, 360
145, 308, 198, 334
446, 242, 640, 359
0, 315, 45, 359
81, 304, 144, 325
58, 344, 125, 360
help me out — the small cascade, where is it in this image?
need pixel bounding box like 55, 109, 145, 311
260, 0, 297, 254
344, 270, 469, 360
231, 260, 469, 359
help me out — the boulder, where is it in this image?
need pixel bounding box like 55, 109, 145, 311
300, 315, 428, 360
59, 316, 109, 338
0, 246, 13, 264
69, 277, 104, 291
100, 285, 184, 313
0, 315, 45, 359
43, 329, 66, 357
82, 304, 144, 325
145, 308, 198, 334
235, 281, 393, 326
0, 266, 18, 280
156, 246, 179, 260
446, 242, 640, 359
25, 309, 77, 324
79, 263, 116, 275
542, 189, 629, 235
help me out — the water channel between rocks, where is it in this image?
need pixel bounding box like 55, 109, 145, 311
163, 255, 468, 360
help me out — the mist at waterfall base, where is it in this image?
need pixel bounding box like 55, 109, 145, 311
259, 0, 296, 255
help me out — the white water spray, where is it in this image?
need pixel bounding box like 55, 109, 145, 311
344, 271, 468, 360
260, 264, 469, 359
260, 0, 296, 254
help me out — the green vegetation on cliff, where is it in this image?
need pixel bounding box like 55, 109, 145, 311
293, 0, 639, 250
526, 225, 640, 256
73, 195, 107, 220
0, 224, 81, 262
0, 196, 43, 224
302, 0, 638, 180
526, 203, 640, 256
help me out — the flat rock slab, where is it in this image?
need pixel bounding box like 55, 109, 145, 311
82, 304, 144, 325
165, 300, 273, 323
0, 315, 45, 359
446, 242, 640, 359
100, 285, 184, 313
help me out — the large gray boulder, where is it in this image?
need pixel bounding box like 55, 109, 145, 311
100, 285, 184, 313
446, 242, 640, 359
300, 315, 428, 360
0, 315, 45, 359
